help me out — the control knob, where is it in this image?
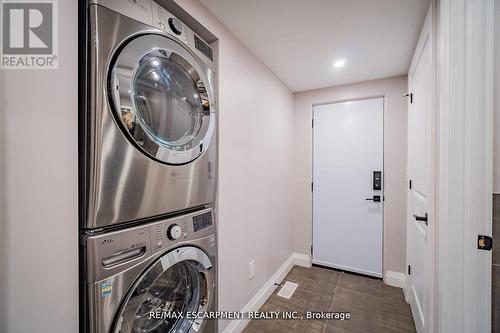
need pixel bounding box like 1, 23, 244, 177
167, 224, 182, 240
168, 17, 183, 35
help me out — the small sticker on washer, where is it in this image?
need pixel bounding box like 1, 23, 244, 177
101, 280, 112, 297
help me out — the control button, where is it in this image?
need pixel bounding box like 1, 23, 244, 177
168, 17, 183, 35
167, 224, 182, 240
159, 21, 165, 30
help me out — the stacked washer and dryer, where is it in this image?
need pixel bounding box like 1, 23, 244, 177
79, 1, 217, 332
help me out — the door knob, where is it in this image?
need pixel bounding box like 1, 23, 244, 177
413, 213, 428, 226
365, 195, 381, 202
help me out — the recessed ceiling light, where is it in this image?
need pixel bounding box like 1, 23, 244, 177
333, 59, 346, 68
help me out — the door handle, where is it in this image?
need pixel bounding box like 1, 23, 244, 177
413, 213, 428, 226
365, 195, 381, 202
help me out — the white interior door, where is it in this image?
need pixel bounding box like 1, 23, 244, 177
406, 6, 434, 333
436, 0, 493, 331
313, 97, 384, 278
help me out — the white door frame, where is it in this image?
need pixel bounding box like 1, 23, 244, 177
436, 0, 494, 332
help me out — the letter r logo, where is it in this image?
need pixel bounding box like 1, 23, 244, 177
2, 2, 53, 54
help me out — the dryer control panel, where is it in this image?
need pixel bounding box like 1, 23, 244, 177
152, 2, 215, 68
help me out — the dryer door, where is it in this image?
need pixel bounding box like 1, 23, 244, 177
110, 34, 215, 165
112, 246, 215, 333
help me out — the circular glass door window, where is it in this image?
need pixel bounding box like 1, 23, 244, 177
110, 34, 215, 165
114, 260, 208, 333
132, 56, 203, 150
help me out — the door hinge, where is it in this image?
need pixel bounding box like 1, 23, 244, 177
310, 245, 313, 255
408, 265, 411, 275
409, 179, 412, 189
404, 93, 414, 104
312, 119, 314, 128
311, 182, 313, 192
477, 235, 493, 251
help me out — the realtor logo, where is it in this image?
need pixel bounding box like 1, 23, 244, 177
1, 0, 58, 69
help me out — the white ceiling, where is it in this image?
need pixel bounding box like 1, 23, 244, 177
200, 0, 430, 92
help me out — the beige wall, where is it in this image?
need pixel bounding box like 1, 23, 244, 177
175, 1, 296, 331
292, 75, 408, 274
0, 1, 79, 332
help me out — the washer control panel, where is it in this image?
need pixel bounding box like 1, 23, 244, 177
193, 211, 213, 232
149, 208, 215, 253
86, 208, 215, 282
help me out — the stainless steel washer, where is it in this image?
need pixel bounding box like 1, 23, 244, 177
84, 208, 217, 333
81, 0, 217, 229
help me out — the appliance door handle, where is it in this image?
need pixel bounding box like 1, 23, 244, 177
413, 213, 428, 226
102, 246, 146, 268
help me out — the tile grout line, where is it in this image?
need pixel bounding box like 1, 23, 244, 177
322, 271, 343, 333
332, 271, 343, 308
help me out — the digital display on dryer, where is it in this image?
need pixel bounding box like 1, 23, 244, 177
194, 35, 213, 61
193, 212, 213, 232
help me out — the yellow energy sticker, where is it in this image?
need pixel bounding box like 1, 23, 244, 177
101, 280, 112, 297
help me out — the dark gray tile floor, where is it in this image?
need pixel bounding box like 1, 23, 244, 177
243, 265, 416, 333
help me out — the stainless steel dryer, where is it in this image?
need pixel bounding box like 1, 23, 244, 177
81, 0, 217, 229
84, 208, 217, 333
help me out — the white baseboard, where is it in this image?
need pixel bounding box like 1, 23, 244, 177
222, 252, 310, 333
384, 271, 409, 302
291, 252, 312, 268
384, 270, 406, 289
403, 282, 409, 303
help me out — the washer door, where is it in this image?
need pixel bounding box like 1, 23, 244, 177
110, 34, 215, 165
113, 246, 214, 333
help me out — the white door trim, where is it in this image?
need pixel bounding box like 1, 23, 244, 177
436, 0, 494, 332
